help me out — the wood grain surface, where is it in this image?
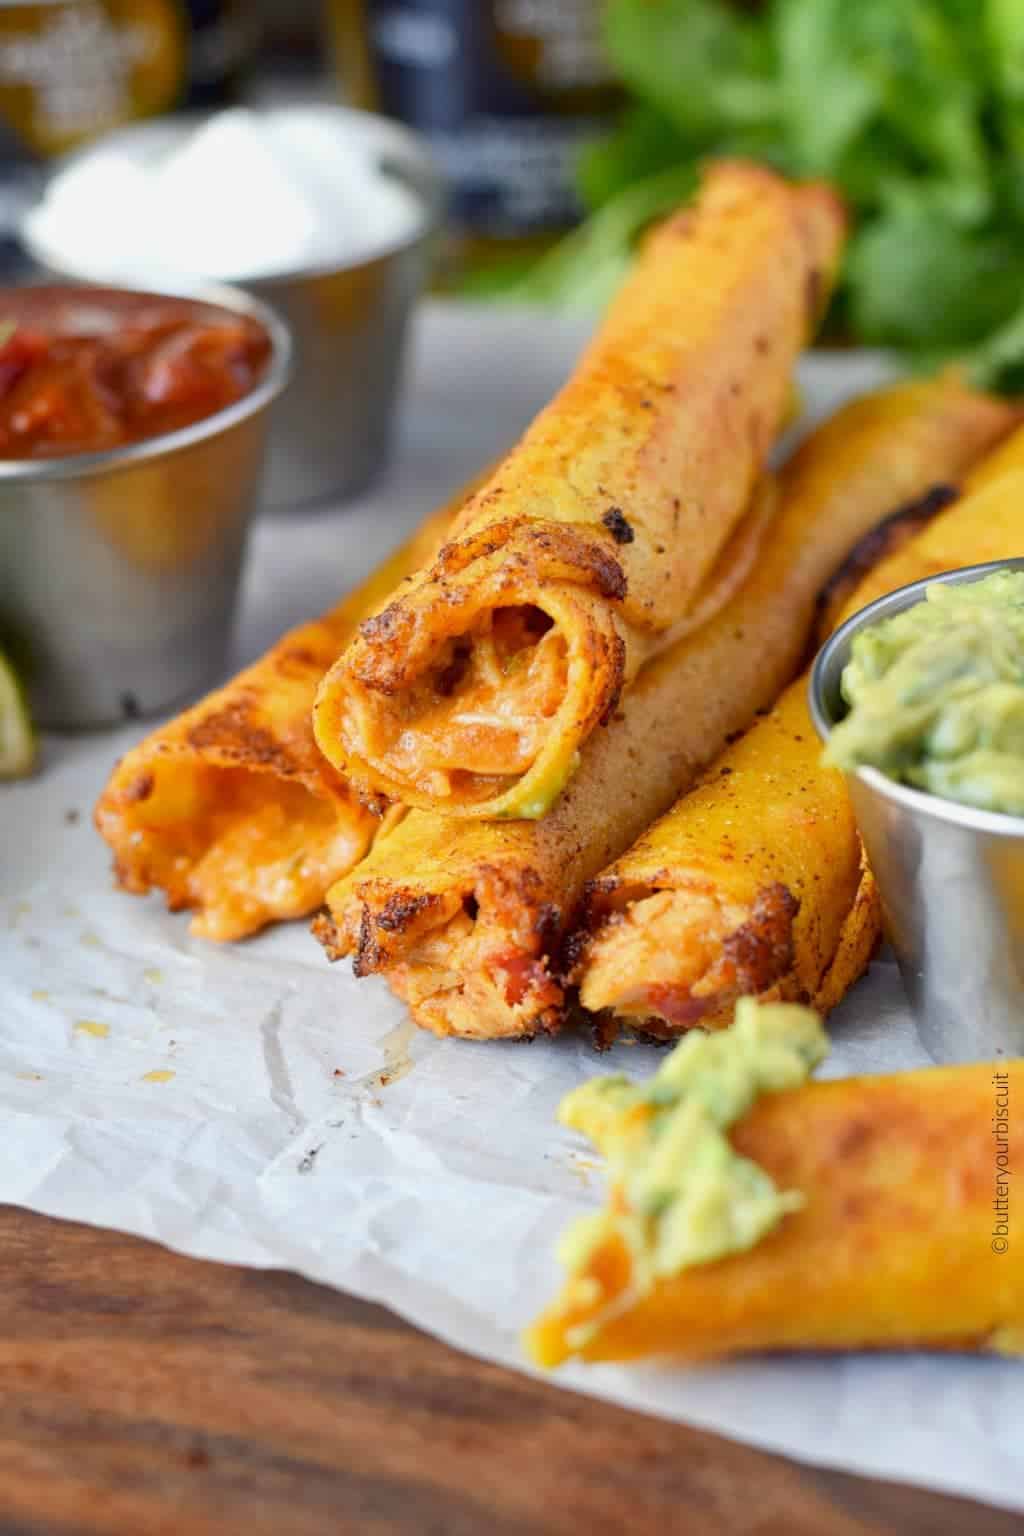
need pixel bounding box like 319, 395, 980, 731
0, 1204, 1016, 1536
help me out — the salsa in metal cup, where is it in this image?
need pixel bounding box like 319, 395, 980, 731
0, 287, 271, 459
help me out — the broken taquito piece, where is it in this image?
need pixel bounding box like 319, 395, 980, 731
573, 411, 1024, 1038
526, 1001, 1023, 1367
314, 161, 846, 820
94, 491, 470, 943
312, 374, 1012, 1040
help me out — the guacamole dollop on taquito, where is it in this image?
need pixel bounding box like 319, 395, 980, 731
828, 570, 1024, 815
556, 1001, 828, 1305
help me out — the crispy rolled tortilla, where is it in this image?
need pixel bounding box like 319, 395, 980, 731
94, 493, 470, 943
314, 161, 846, 820
311, 376, 1011, 1040
574, 419, 1024, 1037
527, 1003, 1023, 1367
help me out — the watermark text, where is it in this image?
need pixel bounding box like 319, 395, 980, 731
992, 1071, 1010, 1255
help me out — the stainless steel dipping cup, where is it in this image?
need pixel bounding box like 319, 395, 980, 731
249, 112, 440, 510
0, 284, 291, 730
809, 558, 1024, 1063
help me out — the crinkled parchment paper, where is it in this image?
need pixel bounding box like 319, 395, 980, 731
1, 306, 1020, 1512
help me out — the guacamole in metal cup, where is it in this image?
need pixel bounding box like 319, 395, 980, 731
826, 570, 1024, 815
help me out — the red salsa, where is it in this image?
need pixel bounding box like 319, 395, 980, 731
0, 289, 272, 458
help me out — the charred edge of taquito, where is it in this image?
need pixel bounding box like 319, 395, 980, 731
811, 481, 960, 648
349, 519, 626, 693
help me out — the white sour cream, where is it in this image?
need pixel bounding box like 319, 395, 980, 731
25, 106, 426, 283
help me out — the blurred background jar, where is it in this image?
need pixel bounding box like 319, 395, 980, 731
0, 0, 258, 265
0, 1, 257, 154
328, 0, 621, 285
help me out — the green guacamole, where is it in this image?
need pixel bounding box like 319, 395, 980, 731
557, 1000, 828, 1293
827, 570, 1024, 816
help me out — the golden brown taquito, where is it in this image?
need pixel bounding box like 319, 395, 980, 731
527, 1022, 1023, 1367
94, 493, 469, 943
312, 375, 1013, 1040
574, 412, 1024, 1037
313, 161, 847, 820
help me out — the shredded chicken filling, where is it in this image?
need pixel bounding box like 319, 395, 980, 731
357, 606, 568, 798
375, 897, 559, 1038
581, 890, 747, 1019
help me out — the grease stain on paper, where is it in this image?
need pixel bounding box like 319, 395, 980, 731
568, 1154, 601, 1187
375, 1014, 417, 1089
74, 1019, 110, 1039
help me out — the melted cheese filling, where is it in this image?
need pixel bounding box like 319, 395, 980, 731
111, 764, 376, 942
356, 606, 568, 799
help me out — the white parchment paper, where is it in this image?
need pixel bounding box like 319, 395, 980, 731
1, 306, 1021, 1513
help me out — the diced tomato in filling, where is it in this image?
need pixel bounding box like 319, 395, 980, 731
497, 948, 544, 1007
646, 985, 713, 1028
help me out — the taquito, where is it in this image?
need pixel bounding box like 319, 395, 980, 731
527, 1002, 1023, 1367
312, 376, 1012, 1040
574, 424, 1024, 1037
314, 161, 846, 820
94, 495, 467, 943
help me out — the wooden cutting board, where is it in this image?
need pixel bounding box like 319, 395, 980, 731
0, 1204, 1017, 1535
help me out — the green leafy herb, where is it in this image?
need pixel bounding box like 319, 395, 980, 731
472, 0, 1024, 367
846, 196, 1024, 350
604, 0, 778, 143
503, 163, 699, 311
986, 0, 1024, 157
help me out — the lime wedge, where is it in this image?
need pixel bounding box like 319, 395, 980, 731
0, 650, 35, 779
